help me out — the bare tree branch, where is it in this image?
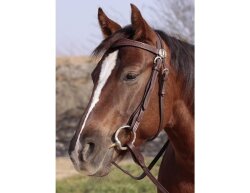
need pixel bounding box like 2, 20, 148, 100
146, 0, 194, 43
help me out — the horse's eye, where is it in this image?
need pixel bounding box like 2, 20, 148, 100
125, 73, 138, 81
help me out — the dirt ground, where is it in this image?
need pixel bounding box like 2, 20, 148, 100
56, 156, 79, 180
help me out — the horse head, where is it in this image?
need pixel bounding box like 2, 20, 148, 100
68, 4, 184, 177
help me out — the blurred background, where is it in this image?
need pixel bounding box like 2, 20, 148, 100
56, 0, 194, 192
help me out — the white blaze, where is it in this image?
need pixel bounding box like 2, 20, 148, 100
71, 51, 118, 166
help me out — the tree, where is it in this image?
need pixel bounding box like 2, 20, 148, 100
146, 0, 194, 43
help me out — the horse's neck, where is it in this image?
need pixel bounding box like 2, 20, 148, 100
166, 100, 194, 171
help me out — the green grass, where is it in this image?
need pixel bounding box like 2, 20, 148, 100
56, 159, 161, 193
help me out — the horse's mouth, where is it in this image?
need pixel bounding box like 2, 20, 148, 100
70, 140, 129, 177
87, 163, 112, 177
71, 147, 115, 177
88, 151, 114, 177
86, 147, 127, 177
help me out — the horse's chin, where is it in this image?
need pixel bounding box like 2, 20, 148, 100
87, 164, 112, 177
86, 149, 127, 177
71, 147, 128, 177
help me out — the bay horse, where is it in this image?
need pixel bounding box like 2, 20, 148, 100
69, 4, 194, 193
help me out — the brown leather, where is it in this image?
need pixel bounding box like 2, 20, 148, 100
127, 143, 170, 193
112, 38, 160, 55
111, 140, 169, 180
111, 34, 170, 193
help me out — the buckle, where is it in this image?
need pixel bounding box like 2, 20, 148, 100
154, 56, 162, 64
154, 49, 167, 64
162, 67, 169, 75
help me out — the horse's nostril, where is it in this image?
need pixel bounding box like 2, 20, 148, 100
82, 142, 95, 162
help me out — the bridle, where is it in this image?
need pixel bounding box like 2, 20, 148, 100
107, 33, 171, 193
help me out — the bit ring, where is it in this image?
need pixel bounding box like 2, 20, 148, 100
114, 125, 136, 150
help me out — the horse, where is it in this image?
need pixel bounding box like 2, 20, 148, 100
69, 4, 194, 193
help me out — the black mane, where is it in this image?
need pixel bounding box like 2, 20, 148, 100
156, 30, 194, 109
93, 26, 194, 109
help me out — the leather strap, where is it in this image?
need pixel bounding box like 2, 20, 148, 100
112, 38, 160, 55
150, 34, 169, 140
129, 58, 163, 133
127, 143, 170, 193
111, 140, 169, 180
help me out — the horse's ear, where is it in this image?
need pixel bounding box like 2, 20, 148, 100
98, 8, 122, 39
130, 4, 156, 42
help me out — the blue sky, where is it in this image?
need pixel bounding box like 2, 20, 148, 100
56, 0, 153, 56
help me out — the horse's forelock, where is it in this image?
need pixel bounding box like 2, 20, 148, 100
92, 25, 134, 58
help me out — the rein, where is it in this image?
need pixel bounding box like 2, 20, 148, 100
110, 34, 170, 193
